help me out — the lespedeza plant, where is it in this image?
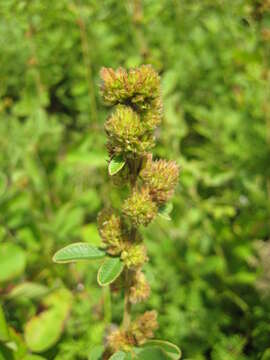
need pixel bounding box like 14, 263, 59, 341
53, 65, 181, 360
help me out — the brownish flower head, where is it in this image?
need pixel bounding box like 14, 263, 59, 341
122, 187, 158, 226
105, 105, 155, 156
97, 208, 127, 255
121, 244, 148, 269
129, 270, 150, 304
130, 310, 158, 345
107, 328, 133, 353
140, 157, 179, 204
100, 65, 161, 110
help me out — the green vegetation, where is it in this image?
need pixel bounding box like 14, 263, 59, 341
1, 1, 270, 359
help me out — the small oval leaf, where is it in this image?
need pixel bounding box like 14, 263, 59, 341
143, 340, 181, 360
137, 347, 170, 360
158, 203, 173, 221
53, 243, 106, 263
109, 155, 125, 176
109, 351, 126, 360
0, 243, 26, 283
89, 345, 104, 360
97, 258, 124, 286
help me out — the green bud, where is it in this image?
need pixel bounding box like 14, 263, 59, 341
140, 157, 179, 204
122, 188, 158, 226
121, 244, 148, 269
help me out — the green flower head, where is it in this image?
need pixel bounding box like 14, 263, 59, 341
122, 187, 158, 226
100, 65, 161, 110
105, 105, 155, 156
140, 156, 179, 204
97, 208, 127, 255
121, 243, 148, 269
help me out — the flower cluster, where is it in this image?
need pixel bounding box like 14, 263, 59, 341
97, 209, 126, 256
129, 270, 150, 304
107, 311, 158, 352
99, 65, 179, 358
105, 105, 155, 156
100, 65, 162, 159
100, 65, 161, 110
122, 188, 158, 227
140, 155, 180, 204
121, 243, 148, 269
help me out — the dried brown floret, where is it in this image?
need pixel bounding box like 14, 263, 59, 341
129, 270, 150, 304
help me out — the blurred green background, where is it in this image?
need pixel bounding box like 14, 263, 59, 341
1, 0, 270, 359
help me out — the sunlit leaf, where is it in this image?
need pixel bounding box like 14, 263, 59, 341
108, 155, 125, 176
53, 243, 105, 263
142, 340, 181, 360
97, 258, 124, 286
0, 243, 26, 283
25, 289, 72, 352
158, 203, 173, 221
6, 282, 49, 301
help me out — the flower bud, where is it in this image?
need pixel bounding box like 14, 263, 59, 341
129, 270, 150, 304
121, 244, 148, 269
97, 208, 126, 255
130, 310, 158, 345
105, 105, 155, 157
140, 158, 179, 204
122, 188, 158, 226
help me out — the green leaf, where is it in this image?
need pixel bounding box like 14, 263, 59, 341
109, 351, 126, 360
97, 258, 124, 286
158, 203, 173, 221
0, 243, 26, 283
136, 347, 170, 360
88, 345, 104, 360
23, 356, 46, 360
0, 304, 9, 342
142, 341, 181, 360
53, 243, 106, 263
25, 289, 72, 352
6, 282, 49, 301
108, 155, 125, 176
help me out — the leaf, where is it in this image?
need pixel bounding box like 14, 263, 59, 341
53, 243, 106, 263
158, 203, 173, 221
88, 345, 104, 360
108, 155, 125, 176
97, 258, 124, 286
23, 356, 46, 360
109, 352, 126, 360
0, 243, 26, 283
6, 282, 49, 301
0, 304, 9, 342
25, 289, 72, 352
142, 341, 181, 360
136, 347, 170, 360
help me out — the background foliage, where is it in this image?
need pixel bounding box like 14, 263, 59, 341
1, 0, 270, 359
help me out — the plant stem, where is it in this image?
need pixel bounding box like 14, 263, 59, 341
122, 157, 140, 329
123, 268, 132, 329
